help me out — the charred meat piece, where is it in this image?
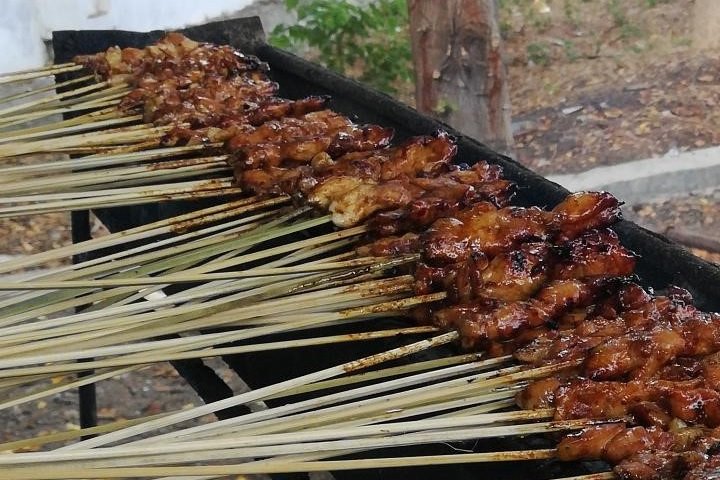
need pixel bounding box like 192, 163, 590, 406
445, 277, 619, 349
75, 33, 266, 83
556, 424, 675, 464
368, 161, 514, 236
415, 242, 551, 304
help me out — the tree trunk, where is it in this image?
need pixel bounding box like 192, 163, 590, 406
408, 0, 513, 154
693, 0, 720, 51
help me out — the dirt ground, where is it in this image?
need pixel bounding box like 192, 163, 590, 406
1, 0, 718, 452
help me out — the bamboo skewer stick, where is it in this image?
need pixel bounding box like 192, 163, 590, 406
0, 123, 174, 157
0, 63, 84, 85
0, 157, 229, 194
1, 82, 128, 117
0, 188, 244, 218
0, 450, 558, 479
0, 257, 402, 290
0, 253, 401, 342
188, 362, 567, 443
0, 411, 171, 453
0, 98, 124, 130
0, 195, 277, 274
0, 114, 142, 143
0, 74, 93, 105
0, 278, 423, 361
0, 414, 577, 466
0, 177, 236, 202
0, 325, 440, 380
0, 107, 123, 143
0, 210, 315, 325
0, 210, 329, 323
268, 353, 487, 399
0, 144, 217, 178
0, 81, 115, 117
137, 354, 510, 445
40, 206, 320, 313
0, 366, 141, 411
58, 332, 459, 450
0, 181, 243, 218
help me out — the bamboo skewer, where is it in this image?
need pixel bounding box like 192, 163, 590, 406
0, 195, 277, 274
0, 81, 116, 117
0, 450, 559, 479
0, 277, 424, 361
0, 210, 322, 325
0, 325, 440, 379
0, 176, 235, 202
0, 107, 123, 143
0, 98, 124, 131
0, 180, 243, 217
0, 366, 141, 411
0, 411, 171, 453
268, 353, 487, 399
0, 157, 229, 194
58, 332, 459, 450
135, 355, 513, 445
0, 74, 93, 105
0, 114, 142, 143
0, 257, 403, 290
0, 63, 84, 85
183, 362, 567, 443
0, 144, 217, 179
0, 211, 333, 323
0, 123, 174, 157
0, 414, 578, 466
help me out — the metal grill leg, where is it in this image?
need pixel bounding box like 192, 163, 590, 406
72, 210, 98, 437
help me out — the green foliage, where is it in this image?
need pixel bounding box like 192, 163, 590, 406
607, 0, 628, 28
607, 0, 643, 39
562, 40, 580, 61
269, 0, 413, 94
527, 42, 551, 66
645, 0, 673, 7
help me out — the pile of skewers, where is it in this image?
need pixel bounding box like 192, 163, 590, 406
0, 33, 718, 480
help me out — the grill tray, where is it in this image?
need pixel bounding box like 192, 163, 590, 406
51, 17, 720, 480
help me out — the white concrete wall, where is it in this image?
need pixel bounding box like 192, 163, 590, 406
0, 0, 261, 73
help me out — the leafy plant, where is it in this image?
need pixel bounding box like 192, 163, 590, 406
562, 39, 580, 61
527, 42, 551, 66
270, 0, 413, 94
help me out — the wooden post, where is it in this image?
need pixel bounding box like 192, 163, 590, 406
408, 0, 514, 154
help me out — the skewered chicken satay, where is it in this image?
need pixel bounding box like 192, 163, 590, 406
75, 33, 267, 84
515, 283, 689, 363
239, 132, 460, 226
418, 228, 634, 307
520, 376, 720, 430
515, 285, 718, 384
558, 423, 720, 480
161, 96, 333, 145
238, 132, 452, 196
427, 229, 634, 349
415, 241, 553, 304
361, 191, 621, 265
368, 161, 514, 236
450, 276, 624, 349
128, 74, 279, 125
556, 423, 681, 464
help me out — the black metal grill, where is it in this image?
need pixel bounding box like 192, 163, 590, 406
51, 17, 720, 480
